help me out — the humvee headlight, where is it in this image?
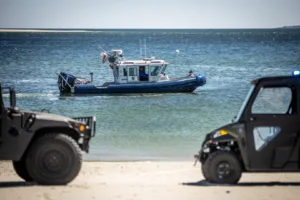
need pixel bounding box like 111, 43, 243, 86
69, 121, 86, 132
79, 125, 85, 132
213, 129, 228, 138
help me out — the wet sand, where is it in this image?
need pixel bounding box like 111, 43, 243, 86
1, 161, 300, 200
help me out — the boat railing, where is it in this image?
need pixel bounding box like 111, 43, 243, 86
56, 72, 73, 88
56, 71, 76, 93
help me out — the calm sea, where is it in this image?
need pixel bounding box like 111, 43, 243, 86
1, 29, 300, 161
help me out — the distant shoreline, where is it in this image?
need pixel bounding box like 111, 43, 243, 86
278, 25, 300, 29
0, 29, 92, 32
1, 26, 300, 33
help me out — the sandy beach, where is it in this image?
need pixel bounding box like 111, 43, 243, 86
1, 161, 300, 200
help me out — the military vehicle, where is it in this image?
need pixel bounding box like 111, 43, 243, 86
194, 71, 300, 184
0, 83, 96, 185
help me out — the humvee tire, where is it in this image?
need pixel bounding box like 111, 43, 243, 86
12, 159, 33, 182
205, 151, 242, 184
25, 133, 82, 185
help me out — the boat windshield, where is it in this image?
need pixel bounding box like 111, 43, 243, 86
234, 85, 255, 123
160, 65, 167, 74
150, 66, 161, 76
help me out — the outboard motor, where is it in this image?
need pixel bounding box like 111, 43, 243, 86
196, 75, 207, 87
57, 72, 77, 93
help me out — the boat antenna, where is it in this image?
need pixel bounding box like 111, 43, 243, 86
139, 39, 143, 58
99, 45, 110, 56
144, 38, 147, 58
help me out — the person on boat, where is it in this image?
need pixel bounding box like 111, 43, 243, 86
160, 72, 169, 81
139, 66, 148, 81
186, 70, 195, 78
109, 63, 119, 82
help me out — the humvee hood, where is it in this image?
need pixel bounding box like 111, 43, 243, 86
25, 111, 78, 123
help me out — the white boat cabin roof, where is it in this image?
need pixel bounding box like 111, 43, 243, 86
117, 58, 169, 66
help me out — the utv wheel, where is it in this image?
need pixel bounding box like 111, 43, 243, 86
205, 151, 242, 184
201, 161, 210, 180
25, 133, 82, 185
12, 159, 33, 182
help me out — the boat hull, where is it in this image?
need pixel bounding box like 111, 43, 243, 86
57, 72, 206, 94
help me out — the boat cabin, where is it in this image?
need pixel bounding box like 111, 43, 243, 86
114, 58, 169, 84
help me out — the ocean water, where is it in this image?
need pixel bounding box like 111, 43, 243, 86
0, 29, 300, 161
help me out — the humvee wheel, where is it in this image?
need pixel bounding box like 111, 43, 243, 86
12, 159, 33, 182
25, 133, 82, 185
205, 151, 242, 184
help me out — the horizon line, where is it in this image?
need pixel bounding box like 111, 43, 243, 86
1, 25, 300, 30
1, 26, 300, 32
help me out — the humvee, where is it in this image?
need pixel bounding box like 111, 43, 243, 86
194, 71, 300, 184
0, 83, 96, 185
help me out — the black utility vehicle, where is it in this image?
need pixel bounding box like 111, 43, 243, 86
195, 71, 300, 184
0, 83, 96, 185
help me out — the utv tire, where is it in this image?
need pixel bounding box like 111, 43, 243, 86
201, 161, 210, 180
205, 151, 242, 184
25, 133, 82, 185
12, 159, 33, 182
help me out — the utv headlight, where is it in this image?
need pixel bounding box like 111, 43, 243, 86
213, 129, 228, 138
